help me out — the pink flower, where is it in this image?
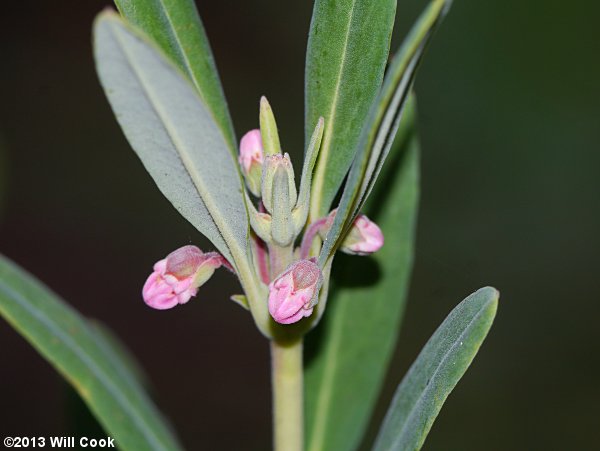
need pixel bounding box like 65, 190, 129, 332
268, 259, 322, 324
239, 129, 264, 196
341, 214, 384, 255
318, 209, 384, 256
142, 245, 224, 310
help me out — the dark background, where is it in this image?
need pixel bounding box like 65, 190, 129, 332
1, 1, 599, 450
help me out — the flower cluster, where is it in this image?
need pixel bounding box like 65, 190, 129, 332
142, 98, 384, 325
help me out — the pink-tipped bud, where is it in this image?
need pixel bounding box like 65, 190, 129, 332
142, 245, 224, 310
341, 214, 384, 255
239, 129, 264, 197
268, 259, 323, 324
319, 209, 384, 256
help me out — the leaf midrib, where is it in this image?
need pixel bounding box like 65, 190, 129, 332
152, 0, 196, 90
146, 0, 236, 154
310, 0, 358, 219
319, 5, 441, 266
386, 301, 490, 451
112, 23, 245, 266
0, 280, 170, 451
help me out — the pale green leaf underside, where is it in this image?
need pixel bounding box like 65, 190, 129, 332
319, 0, 450, 267
305, 100, 419, 451
114, 0, 237, 154
0, 255, 181, 451
93, 13, 248, 266
306, 0, 396, 219
373, 286, 499, 451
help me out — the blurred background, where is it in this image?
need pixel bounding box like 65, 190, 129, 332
1, 0, 599, 450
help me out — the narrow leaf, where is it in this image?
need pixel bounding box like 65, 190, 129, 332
305, 100, 419, 451
373, 287, 499, 451
319, 0, 451, 267
89, 320, 149, 391
0, 255, 182, 451
114, 0, 237, 154
94, 12, 247, 267
306, 0, 396, 220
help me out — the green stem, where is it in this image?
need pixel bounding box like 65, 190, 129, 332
271, 338, 304, 451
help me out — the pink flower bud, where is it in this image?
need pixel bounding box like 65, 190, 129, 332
142, 245, 223, 310
268, 259, 323, 324
341, 214, 384, 255
239, 129, 264, 197
318, 209, 384, 256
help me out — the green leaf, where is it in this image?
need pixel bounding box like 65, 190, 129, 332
94, 12, 270, 337
372, 287, 499, 451
319, 0, 451, 267
93, 12, 247, 268
0, 255, 182, 451
114, 0, 237, 154
89, 320, 150, 391
305, 99, 419, 451
306, 0, 396, 220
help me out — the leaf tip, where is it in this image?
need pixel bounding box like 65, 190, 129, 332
477, 286, 499, 322
94, 7, 119, 25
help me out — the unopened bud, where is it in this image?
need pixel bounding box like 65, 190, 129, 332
341, 214, 384, 255
142, 245, 224, 310
261, 154, 297, 246
319, 210, 384, 255
268, 259, 323, 324
239, 129, 264, 197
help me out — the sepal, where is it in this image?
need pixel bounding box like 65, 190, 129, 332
292, 117, 324, 234
259, 96, 282, 157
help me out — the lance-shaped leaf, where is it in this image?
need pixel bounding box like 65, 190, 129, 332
94, 12, 247, 267
89, 320, 149, 391
319, 0, 451, 268
305, 100, 419, 451
0, 255, 182, 451
372, 287, 499, 451
306, 0, 396, 220
114, 0, 237, 154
